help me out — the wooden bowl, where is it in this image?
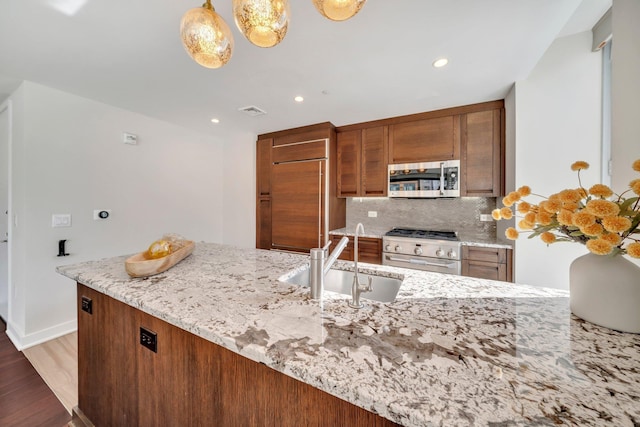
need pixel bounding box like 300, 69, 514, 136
125, 241, 195, 278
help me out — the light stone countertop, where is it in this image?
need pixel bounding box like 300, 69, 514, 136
57, 243, 639, 427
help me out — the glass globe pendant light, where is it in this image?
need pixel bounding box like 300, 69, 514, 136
233, 0, 290, 48
180, 0, 234, 68
312, 0, 367, 21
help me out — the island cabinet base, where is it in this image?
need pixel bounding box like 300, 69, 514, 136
77, 283, 401, 427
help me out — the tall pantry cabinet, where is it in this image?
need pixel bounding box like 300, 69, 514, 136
256, 123, 346, 252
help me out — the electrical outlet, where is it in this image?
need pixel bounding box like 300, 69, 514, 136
81, 296, 92, 314
140, 327, 157, 353
480, 214, 494, 222
368, 211, 378, 218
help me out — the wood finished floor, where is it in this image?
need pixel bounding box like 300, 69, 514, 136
0, 319, 72, 427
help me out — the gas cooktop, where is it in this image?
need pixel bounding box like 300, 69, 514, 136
384, 227, 459, 241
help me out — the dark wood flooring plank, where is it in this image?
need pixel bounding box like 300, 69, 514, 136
0, 319, 71, 427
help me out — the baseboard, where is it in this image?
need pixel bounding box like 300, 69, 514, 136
6, 319, 77, 350
71, 406, 94, 427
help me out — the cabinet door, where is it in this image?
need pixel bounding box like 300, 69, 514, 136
361, 126, 389, 196
461, 109, 503, 196
77, 284, 138, 426
356, 237, 382, 264
256, 138, 272, 197
337, 130, 361, 197
461, 246, 512, 282
389, 116, 457, 163
271, 160, 324, 251
256, 197, 272, 250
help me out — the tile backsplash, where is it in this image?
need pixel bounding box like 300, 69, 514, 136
345, 197, 497, 240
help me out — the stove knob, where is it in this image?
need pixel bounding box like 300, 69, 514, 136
385, 244, 392, 252
435, 248, 445, 257
414, 247, 423, 255
395, 245, 402, 253
448, 250, 457, 259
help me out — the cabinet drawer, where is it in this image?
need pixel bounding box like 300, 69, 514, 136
328, 235, 382, 265
463, 246, 506, 264
272, 139, 327, 163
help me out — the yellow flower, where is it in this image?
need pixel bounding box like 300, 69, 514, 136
559, 189, 582, 203
505, 227, 519, 240
524, 212, 537, 225
631, 179, 640, 196
508, 191, 521, 202
517, 201, 532, 214
491, 209, 502, 220
581, 223, 604, 237
601, 216, 632, 233
500, 207, 513, 220
536, 211, 553, 226
586, 239, 613, 255
585, 199, 620, 217
632, 159, 640, 172
517, 186, 531, 197
540, 232, 556, 244
628, 242, 640, 258
572, 211, 596, 228
544, 199, 563, 213
601, 233, 621, 246
588, 184, 614, 198
562, 202, 580, 212
518, 219, 534, 230
502, 195, 514, 207
571, 161, 589, 171
557, 209, 574, 226
576, 188, 588, 199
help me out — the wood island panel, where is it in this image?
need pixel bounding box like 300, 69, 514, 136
76, 283, 401, 427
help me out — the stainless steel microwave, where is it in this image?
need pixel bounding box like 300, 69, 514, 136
388, 160, 460, 198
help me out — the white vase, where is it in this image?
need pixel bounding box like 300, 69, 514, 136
570, 253, 640, 334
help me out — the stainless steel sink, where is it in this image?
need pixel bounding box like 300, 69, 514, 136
280, 268, 402, 303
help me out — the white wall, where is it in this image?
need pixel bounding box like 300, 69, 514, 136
611, 0, 640, 267
7, 81, 225, 348
514, 31, 602, 289
222, 130, 257, 248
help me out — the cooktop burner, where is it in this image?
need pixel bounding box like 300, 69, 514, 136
385, 227, 459, 241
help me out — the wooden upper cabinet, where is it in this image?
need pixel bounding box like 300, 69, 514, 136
389, 116, 458, 164
460, 109, 504, 196
336, 130, 361, 197
361, 126, 388, 196
337, 126, 388, 198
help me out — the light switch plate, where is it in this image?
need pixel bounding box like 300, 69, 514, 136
480, 214, 494, 222
52, 214, 72, 227
368, 211, 378, 218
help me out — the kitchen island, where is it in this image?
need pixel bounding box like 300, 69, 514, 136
57, 243, 640, 426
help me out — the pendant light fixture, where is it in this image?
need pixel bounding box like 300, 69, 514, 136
232, 0, 290, 48
312, 0, 367, 21
180, 0, 234, 69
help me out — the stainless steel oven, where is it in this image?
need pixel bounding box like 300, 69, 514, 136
388, 160, 460, 198
382, 228, 461, 275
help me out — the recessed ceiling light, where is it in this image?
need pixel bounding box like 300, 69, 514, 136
294, 96, 304, 102
211, 118, 220, 124
433, 58, 449, 68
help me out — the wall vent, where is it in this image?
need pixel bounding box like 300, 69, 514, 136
238, 105, 267, 117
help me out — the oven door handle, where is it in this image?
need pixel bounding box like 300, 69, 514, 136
387, 256, 458, 269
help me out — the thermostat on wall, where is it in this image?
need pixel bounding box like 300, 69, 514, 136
123, 132, 138, 145
93, 209, 112, 220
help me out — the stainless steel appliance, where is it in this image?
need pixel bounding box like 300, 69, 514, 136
388, 160, 460, 198
382, 227, 461, 275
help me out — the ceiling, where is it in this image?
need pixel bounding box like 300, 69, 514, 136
0, 0, 611, 138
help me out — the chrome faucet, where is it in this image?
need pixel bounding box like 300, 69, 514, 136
349, 223, 372, 309
309, 237, 349, 299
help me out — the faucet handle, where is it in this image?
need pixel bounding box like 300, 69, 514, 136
322, 240, 332, 252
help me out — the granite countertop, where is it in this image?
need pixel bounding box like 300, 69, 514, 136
57, 243, 640, 426
330, 227, 513, 249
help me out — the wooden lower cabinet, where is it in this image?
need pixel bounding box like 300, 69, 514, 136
77, 283, 399, 427
328, 234, 382, 264
461, 246, 513, 282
